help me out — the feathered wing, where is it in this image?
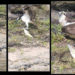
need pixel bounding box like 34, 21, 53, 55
62, 24, 75, 39
23, 28, 33, 38
68, 44, 75, 58
59, 11, 75, 59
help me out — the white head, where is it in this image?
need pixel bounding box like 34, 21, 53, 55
59, 11, 66, 17
58, 11, 67, 26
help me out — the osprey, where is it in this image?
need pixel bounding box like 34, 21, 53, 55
59, 11, 75, 27
16, 10, 33, 37
16, 7, 38, 38
16, 7, 37, 30
17, 10, 31, 30
16, 7, 36, 37
58, 11, 75, 59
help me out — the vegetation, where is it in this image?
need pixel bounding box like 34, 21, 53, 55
8, 5, 50, 52
51, 1, 75, 73
51, 24, 64, 44
0, 5, 6, 71
0, 5, 6, 33
51, 24, 75, 74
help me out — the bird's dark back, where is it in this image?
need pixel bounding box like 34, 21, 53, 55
62, 24, 75, 40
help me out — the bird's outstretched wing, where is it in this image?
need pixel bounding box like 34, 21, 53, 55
68, 44, 75, 58
62, 24, 75, 39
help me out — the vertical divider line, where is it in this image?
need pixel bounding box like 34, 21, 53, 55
6, 4, 8, 72
49, 4, 51, 73
50, 2, 51, 74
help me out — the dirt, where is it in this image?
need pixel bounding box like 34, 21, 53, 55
0, 32, 6, 71
8, 19, 50, 71
8, 23, 50, 71
8, 47, 50, 71
51, 8, 75, 74
8, 5, 50, 71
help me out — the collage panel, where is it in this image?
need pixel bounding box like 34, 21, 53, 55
8, 4, 50, 71
51, 1, 75, 74
0, 5, 6, 71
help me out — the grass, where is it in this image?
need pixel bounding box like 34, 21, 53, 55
51, 24, 75, 74
0, 5, 6, 71
0, 5, 6, 32
8, 16, 50, 52
0, 5, 6, 14
8, 48, 16, 52
51, 24, 64, 44
40, 19, 50, 25
8, 20, 21, 30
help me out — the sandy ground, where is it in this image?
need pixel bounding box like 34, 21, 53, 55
0, 33, 6, 71
8, 47, 50, 71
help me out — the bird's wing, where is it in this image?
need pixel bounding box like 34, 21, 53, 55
23, 28, 33, 38
68, 44, 75, 58
62, 24, 75, 39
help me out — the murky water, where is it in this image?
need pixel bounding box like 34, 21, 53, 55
0, 51, 6, 71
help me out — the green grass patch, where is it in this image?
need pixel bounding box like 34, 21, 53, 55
0, 5, 6, 15
8, 48, 16, 52
40, 19, 50, 25
51, 24, 64, 44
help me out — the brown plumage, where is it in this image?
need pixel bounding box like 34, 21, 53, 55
62, 24, 75, 39
65, 17, 75, 22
